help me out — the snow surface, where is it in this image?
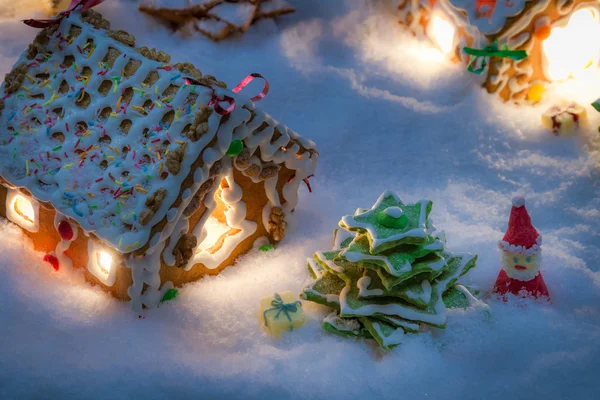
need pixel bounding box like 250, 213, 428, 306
1, 0, 600, 399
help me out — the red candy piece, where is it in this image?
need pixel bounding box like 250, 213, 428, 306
43, 254, 59, 271
58, 220, 73, 241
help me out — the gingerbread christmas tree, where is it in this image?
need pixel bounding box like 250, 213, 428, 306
301, 191, 486, 350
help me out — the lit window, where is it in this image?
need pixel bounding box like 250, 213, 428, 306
87, 240, 117, 286
98, 251, 113, 276
428, 15, 456, 55
6, 190, 39, 232
544, 9, 600, 80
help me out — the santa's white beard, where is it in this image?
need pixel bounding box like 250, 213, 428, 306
501, 251, 541, 282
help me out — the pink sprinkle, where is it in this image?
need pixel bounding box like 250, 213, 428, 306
152, 158, 156, 164
7, 137, 13, 144
38, 154, 43, 162
66, 123, 69, 132
166, 132, 172, 143
88, 217, 94, 226
27, 61, 39, 68
64, 152, 68, 159
132, 150, 136, 160
77, 45, 83, 54
2, 93, 11, 101
95, 177, 103, 182
75, 138, 81, 148
151, 138, 160, 143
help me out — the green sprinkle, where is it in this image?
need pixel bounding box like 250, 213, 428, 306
162, 288, 179, 302
17, 94, 25, 98
116, 202, 121, 213
226, 140, 244, 157
259, 244, 274, 252
90, 205, 98, 209
52, 145, 62, 151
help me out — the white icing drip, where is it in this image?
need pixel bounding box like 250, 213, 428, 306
126, 239, 170, 313
406, 280, 432, 303
162, 215, 190, 266
332, 228, 354, 250
53, 213, 77, 271
314, 251, 345, 273
372, 320, 404, 347
357, 275, 384, 297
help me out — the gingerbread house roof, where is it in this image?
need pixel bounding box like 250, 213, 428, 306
0, 9, 317, 256
441, 0, 598, 40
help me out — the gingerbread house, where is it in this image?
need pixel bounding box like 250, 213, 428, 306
396, 0, 600, 102
0, 8, 318, 312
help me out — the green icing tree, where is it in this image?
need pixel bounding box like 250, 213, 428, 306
301, 191, 486, 351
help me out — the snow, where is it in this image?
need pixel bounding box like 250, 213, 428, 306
1, 0, 599, 399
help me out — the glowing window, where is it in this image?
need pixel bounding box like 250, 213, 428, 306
429, 15, 456, 55
87, 239, 117, 286
544, 8, 600, 80
6, 190, 39, 232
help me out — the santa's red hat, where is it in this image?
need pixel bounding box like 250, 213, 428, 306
498, 196, 542, 255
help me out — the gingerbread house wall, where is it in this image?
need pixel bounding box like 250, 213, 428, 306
0, 184, 133, 301
0, 163, 294, 302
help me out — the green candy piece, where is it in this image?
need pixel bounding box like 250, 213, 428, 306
226, 139, 244, 156
259, 244, 274, 252
372, 315, 420, 333
161, 288, 179, 302
376, 206, 408, 229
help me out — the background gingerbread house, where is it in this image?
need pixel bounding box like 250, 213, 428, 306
0, 9, 318, 313
396, 0, 600, 103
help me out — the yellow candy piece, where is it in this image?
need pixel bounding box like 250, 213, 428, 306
260, 291, 306, 338
527, 83, 545, 103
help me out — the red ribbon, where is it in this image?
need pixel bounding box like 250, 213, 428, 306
186, 73, 269, 116
232, 73, 269, 102
24, 0, 105, 28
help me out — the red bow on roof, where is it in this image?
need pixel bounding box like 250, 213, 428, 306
23, 0, 106, 29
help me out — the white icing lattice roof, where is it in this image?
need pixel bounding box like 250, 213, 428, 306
0, 11, 316, 255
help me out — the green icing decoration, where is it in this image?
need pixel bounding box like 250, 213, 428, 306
339, 190, 432, 254
162, 288, 179, 302
300, 190, 485, 350
259, 244, 274, 252
226, 139, 244, 157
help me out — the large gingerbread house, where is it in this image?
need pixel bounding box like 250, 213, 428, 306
396, 0, 600, 102
0, 8, 318, 312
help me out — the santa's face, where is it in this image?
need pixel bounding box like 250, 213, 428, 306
501, 251, 541, 281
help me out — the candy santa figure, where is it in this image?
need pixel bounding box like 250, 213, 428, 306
493, 196, 550, 300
